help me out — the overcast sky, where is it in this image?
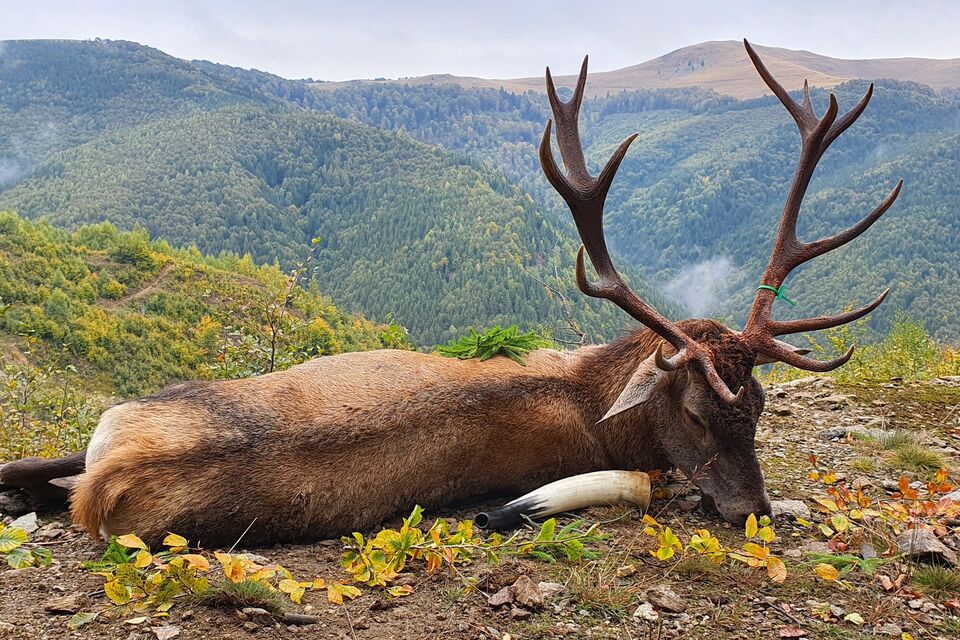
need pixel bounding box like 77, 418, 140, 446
2, 1, 957, 81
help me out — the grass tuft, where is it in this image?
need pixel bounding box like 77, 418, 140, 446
199, 579, 286, 614
565, 562, 637, 620
849, 456, 877, 472
879, 430, 922, 450
889, 443, 945, 473
912, 565, 960, 598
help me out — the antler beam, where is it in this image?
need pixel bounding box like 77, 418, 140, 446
539, 57, 743, 403
740, 40, 902, 370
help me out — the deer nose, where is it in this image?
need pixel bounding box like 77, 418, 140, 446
725, 497, 772, 526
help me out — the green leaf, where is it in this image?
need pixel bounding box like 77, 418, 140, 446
5, 547, 34, 568
32, 547, 53, 567
536, 518, 557, 542
563, 539, 584, 562
67, 611, 98, 630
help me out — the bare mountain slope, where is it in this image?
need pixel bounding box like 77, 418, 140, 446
315, 40, 960, 99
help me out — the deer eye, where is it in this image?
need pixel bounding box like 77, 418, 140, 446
683, 407, 708, 433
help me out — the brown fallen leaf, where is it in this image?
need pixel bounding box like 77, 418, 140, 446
778, 625, 806, 638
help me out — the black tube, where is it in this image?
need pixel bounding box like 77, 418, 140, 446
475, 497, 542, 530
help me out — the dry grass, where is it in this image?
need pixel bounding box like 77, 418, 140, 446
912, 565, 960, 598
889, 443, 945, 473
564, 561, 638, 619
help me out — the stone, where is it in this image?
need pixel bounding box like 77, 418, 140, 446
644, 584, 685, 613
43, 593, 87, 614
943, 488, 960, 502
240, 607, 275, 627
770, 499, 811, 520
818, 426, 884, 441
897, 529, 958, 566
876, 622, 902, 636
487, 585, 513, 607
242, 553, 272, 564
784, 548, 802, 559
800, 540, 831, 555
511, 575, 544, 610
538, 582, 564, 599
510, 606, 530, 620
0, 490, 31, 517
9, 512, 38, 533
633, 602, 659, 621
151, 627, 181, 640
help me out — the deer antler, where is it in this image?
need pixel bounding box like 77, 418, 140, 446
539, 56, 743, 403
739, 40, 902, 370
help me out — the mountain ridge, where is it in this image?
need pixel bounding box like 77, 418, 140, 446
312, 40, 960, 99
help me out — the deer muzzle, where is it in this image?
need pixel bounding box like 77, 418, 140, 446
474, 470, 651, 529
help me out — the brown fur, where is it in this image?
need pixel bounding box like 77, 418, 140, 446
56, 319, 772, 546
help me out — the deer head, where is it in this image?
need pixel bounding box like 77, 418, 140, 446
540, 41, 901, 523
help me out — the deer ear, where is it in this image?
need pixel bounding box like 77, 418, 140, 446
598, 352, 669, 423
755, 340, 812, 365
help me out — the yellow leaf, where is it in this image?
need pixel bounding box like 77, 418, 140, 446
312, 578, 327, 589
814, 563, 839, 581
134, 550, 152, 569
818, 524, 835, 538
844, 612, 864, 625
822, 470, 837, 485
116, 534, 147, 550
279, 579, 301, 594
831, 514, 850, 533
742, 542, 769, 560
902, 633, 914, 640
386, 584, 413, 597
181, 554, 210, 572
766, 556, 787, 583
327, 582, 362, 605
758, 526, 776, 544
123, 617, 148, 625
744, 513, 758, 539
104, 579, 131, 605
652, 546, 675, 561
162, 533, 188, 549
813, 497, 839, 512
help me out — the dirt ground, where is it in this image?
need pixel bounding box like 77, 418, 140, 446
1, 377, 958, 640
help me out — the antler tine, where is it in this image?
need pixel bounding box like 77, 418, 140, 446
764, 342, 855, 372
540, 56, 743, 403
802, 179, 903, 262
545, 56, 591, 186
768, 289, 889, 336
741, 40, 902, 370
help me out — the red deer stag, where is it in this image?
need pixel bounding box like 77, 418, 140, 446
0, 41, 900, 546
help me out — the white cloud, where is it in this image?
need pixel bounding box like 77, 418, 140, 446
0, 1, 958, 81
662, 256, 738, 318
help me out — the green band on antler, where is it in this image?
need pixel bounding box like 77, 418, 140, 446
758, 284, 797, 306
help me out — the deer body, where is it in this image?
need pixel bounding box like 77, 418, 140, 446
72, 328, 684, 546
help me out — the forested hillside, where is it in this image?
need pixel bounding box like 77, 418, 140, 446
306, 79, 960, 340
0, 211, 395, 398
0, 40, 670, 345
2, 38, 959, 342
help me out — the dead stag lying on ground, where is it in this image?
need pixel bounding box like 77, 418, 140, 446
0, 41, 902, 546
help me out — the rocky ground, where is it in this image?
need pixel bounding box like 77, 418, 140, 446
1, 377, 959, 639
